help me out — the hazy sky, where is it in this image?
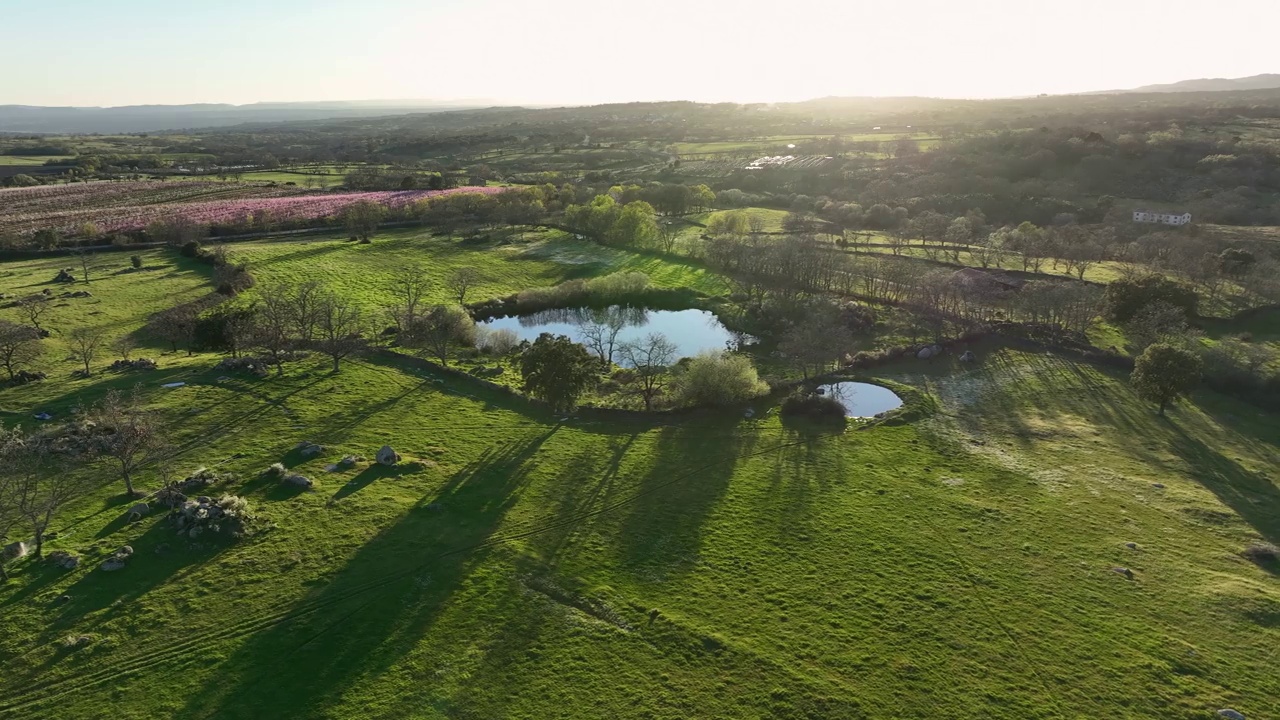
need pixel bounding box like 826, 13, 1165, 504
3, 0, 1276, 106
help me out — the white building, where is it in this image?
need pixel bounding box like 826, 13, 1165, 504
1132, 209, 1192, 226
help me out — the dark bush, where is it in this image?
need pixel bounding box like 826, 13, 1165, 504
180, 240, 202, 258
781, 391, 847, 422
130, 254, 143, 269
1103, 274, 1198, 322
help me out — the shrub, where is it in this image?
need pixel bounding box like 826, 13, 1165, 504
130, 255, 143, 269
514, 272, 653, 312
265, 462, 286, 477
476, 326, 519, 355
180, 240, 202, 258
781, 391, 848, 422
1103, 274, 1198, 322
673, 352, 769, 407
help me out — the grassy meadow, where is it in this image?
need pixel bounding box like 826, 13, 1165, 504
0, 231, 1277, 719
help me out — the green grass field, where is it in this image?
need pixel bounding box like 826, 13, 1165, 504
0, 156, 73, 167
0, 233, 1277, 719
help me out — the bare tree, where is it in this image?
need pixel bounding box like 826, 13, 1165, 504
92, 388, 166, 497
112, 334, 138, 361
151, 304, 198, 354
287, 279, 325, 343
3, 427, 89, 560
617, 333, 677, 410
253, 282, 296, 374
314, 292, 367, 372
68, 327, 106, 376
447, 267, 482, 305
386, 266, 430, 341
17, 298, 51, 335
73, 247, 94, 283
578, 306, 635, 366
0, 320, 42, 381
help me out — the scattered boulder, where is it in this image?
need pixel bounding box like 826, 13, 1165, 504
127, 502, 150, 521
214, 356, 269, 377
376, 445, 401, 466
101, 546, 134, 572
296, 441, 325, 459
9, 370, 47, 385
54, 594, 72, 605
53, 268, 76, 283
1217, 710, 1245, 720
959, 350, 976, 363
1123, 542, 1138, 550
1111, 567, 1134, 579
48, 550, 80, 570
3, 541, 29, 560
916, 346, 935, 360
33, 412, 53, 421
283, 473, 313, 489
67, 290, 92, 298
1151, 483, 1165, 489
109, 358, 157, 372
338, 455, 361, 468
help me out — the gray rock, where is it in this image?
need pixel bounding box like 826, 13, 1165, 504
283, 473, 313, 489
377, 445, 401, 466
116, 545, 134, 558
1217, 710, 1245, 720
101, 559, 128, 572
127, 502, 150, 520
2, 541, 27, 560
1124, 542, 1138, 550
916, 347, 935, 360
959, 350, 976, 362
297, 441, 325, 459
1111, 567, 1134, 579
1151, 483, 1165, 489
48, 550, 80, 570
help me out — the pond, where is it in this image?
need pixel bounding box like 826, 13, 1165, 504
815, 382, 903, 418
480, 306, 751, 360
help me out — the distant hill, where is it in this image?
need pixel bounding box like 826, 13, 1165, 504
1088, 74, 1280, 94
0, 100, 492, 134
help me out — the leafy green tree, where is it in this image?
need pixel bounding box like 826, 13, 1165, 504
1104, 274, 1198, 322
342, 200, 386, 242
519, 333, 599, 412
607, 201, 659, 248
410, 305, 476, 366
1131, 343, 1202, 415
617, 333, 677, 410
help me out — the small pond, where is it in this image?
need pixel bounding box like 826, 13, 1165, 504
815, 382, 903, 418
480, 306, 751, 360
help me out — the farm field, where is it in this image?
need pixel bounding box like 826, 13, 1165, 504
0, 156, 72, 167
0, 234, 1276, 719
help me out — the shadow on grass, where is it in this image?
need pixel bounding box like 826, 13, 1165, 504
617, 419, 757, 579
328, 463, 425, 504
167, 427, 557, 719
1167, 423, 1280, 545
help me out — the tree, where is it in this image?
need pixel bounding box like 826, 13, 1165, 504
387, 266, 430, 340
4, 429, 89, 560
253, 284, 295, 375
411, 305, 476, 366
286, 279, 325, 343
519, 333, 599, 412
1218, 248, 1255, 276
342, 200, 386, 242
0, 320, 42, 381
578, 307, 632, 366
92, 388, 167, 497
68, 327, 106, 376
1104, 274, 1198, 322
617, 333, 677, 410
673, 352, 769, 407
111, 334, 138, 361
17, 297, 51, 334
1124, 301, 1188, 353
1131, 343, 1202, 415
314, 292, 367, 372
447, 267, 482, 305
151, 304, 198, 354
780, 312, 856, 378
607, 201, 659, 248
73, 247, 95, 283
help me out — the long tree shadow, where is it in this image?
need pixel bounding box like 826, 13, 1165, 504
1167, 423, 1280, 545
616, 419, 758, 580
166, 427, 558, 720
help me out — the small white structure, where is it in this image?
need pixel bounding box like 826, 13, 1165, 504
1133, 209, 1192, 226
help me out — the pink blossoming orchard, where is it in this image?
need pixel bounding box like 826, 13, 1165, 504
0, 181, 507, 239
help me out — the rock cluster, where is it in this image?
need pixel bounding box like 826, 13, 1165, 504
296, 441, 325, 459
53, 268, 77, 283
101, 545, 134, 572
48, 550, 81, 570
109, 358, 158, 372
